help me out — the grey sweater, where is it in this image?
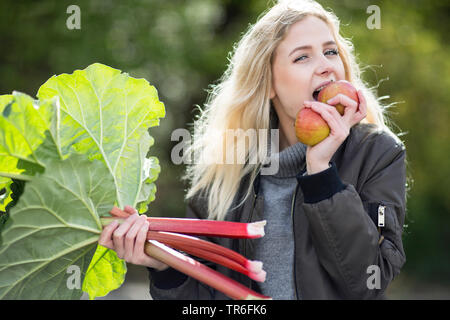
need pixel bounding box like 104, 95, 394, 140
253, 141, 307, 299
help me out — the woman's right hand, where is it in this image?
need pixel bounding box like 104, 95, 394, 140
99, 206, 169, 271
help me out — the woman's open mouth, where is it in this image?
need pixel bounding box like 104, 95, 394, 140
312, 80, 333, 101
312, 89, 321, 101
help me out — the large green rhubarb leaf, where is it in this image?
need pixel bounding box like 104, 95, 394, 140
82, 245, 126, 300
0, 154, 115, 299
0, 63, 165, 300
37, 63, 165, 211
0, 92, 128, 300
0, 92, 54, 211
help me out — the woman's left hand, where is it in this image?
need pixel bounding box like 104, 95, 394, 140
303, 89, 367, 174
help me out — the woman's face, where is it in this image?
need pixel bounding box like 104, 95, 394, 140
270, 15, 346, 124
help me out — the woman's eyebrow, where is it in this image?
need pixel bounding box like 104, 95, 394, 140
288, 40, 337, 57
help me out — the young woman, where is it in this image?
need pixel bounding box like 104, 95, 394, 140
99, 0, 407, 299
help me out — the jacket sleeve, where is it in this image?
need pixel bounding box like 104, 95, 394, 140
297, 136, 407, 299
148, 198, 217, 300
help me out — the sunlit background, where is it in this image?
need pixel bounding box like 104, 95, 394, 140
0, 0, 449, 299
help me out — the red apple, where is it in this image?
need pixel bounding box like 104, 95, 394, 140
317, 80, 359, 115
295, 108, 330, 146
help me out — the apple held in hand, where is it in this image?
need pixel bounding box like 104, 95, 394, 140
295, 80, 360, 146
295, 108, 330, 146
317, 80, 359, 115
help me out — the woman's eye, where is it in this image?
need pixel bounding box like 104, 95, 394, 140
294, 55, 307, 62
294, 49, 339, 63
325, 49, 339, 56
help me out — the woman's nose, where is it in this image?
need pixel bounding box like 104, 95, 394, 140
314, 56, 335, 76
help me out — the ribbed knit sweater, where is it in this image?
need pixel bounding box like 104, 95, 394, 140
253, 140, 307, 299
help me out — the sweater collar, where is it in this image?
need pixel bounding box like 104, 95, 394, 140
273, 142, 307, 178
263, 107, 307, 178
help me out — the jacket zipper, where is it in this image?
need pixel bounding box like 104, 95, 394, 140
291, 182, 300, 300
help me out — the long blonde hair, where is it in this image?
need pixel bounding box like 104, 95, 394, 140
182, 0, 401, 220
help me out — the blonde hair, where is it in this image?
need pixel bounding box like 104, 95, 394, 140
182, 0, 401, 220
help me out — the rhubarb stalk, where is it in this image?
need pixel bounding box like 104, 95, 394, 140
104, 206, 271, 300
109, 206, 266, 239
145, 231, 266, 282
145, 231, 263, 273
145, 240, 271, 300
99, 221, 265, 279
171, 243, 267, 282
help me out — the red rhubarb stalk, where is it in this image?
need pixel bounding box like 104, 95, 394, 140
146, 230, 266, 281
145, 231, 263, 273
146, 217, 266, 239
168, 243, 267, 282
109, 206, 266, 239
100, 220, 264, 275
144, 240, 271, 300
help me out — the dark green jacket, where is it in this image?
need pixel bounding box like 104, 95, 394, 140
149, 123, 407, 299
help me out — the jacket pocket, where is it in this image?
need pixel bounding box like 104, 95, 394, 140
364, 201, 403, 247
365, 202, 398, 230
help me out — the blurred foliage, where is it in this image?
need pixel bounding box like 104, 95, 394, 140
0, 0, 448, 289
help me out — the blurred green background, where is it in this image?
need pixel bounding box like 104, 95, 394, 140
0, 0, 448, 299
